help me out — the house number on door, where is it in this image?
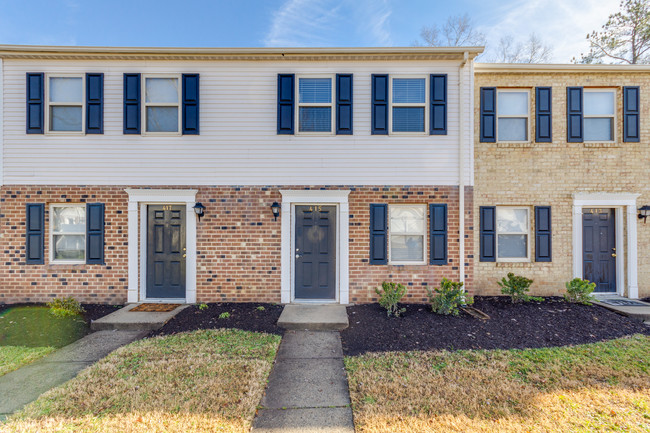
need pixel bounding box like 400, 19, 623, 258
162, 205, 172, 210
308, 206, 322, 212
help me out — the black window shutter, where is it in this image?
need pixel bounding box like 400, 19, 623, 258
430, 74, 447, 135
623, 86, 640, 142
86, 203, 105, 265
535, 87, 552, 142
123, 73, 141, 134
336, 74, 353, 135
369, 204, 387, 265
86, 73, 104, 134
567, 87, 583, 142
277, 74, 294, 134
371, 74, 388, 135
26, 203, 44, 264
26, 73, 44, 134
429, 204, 447, 265
535, 206, 552, 262
480, 206, 496, 262
182, 74, 200, 135
480, 87, 496, 142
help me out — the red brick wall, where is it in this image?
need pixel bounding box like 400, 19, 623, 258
0, 185, 473, 305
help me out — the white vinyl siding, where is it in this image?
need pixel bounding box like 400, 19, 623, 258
496, 90, 529, 142
584, 89, 615, 142
2, 59, 473, 186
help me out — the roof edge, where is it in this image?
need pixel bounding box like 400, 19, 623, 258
475, 62, 650, 72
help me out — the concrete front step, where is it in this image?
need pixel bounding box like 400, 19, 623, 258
277, 305, 349, 331
90, 303, 188, 331
593, 296, 650, 322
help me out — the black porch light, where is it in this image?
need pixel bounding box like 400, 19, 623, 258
638, 205, 650, 223
193, 202, 206, 221
271, 202, 281, 221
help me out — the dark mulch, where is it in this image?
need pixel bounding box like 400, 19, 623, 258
149, 303, 285, 337
342, 296, 650, 356
0, 303, 122, 324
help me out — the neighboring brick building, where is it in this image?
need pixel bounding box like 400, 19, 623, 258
0, 45, 479, 305
474, 64, 650, 299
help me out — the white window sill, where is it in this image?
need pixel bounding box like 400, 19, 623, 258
141, 131, 182, 137
49, 260, 86, 265
388, 261, 427, 266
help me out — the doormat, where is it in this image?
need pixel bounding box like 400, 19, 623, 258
597, 299, 649, 307
130, 303, 181, 312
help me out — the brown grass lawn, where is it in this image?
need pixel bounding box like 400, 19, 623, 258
3, 329, 281, 433
345, 334, 650, 433
0, 346, 55, 377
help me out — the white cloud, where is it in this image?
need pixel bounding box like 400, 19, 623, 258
264, 0, 392, 47
478, 0, 620, 62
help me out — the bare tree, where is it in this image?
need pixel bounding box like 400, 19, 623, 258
416, 13, 486, 47
493, 33, 553, 63
575, 0, 650, 64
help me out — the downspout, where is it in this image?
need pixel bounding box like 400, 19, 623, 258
458, 52, 469, 285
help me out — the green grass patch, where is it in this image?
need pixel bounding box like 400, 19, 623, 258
0, 346, 55, 377
0, 306, 88, 348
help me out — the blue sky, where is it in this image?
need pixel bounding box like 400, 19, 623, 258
0, 0, 620, 62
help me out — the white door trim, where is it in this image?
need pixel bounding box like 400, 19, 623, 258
126, 189, 198, 303
280, 190, 350, 304
572, 192, 640, 298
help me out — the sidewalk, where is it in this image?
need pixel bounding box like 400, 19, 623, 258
252, 330, 354, 433
0, 329, 146, 419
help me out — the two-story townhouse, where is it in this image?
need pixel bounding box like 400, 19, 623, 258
0, 45, 481, 305
474, 63, 650, 300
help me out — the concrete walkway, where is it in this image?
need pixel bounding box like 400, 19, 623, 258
593, 295, 650, 322
252, 330, 354, 433
0, 329, 146, 419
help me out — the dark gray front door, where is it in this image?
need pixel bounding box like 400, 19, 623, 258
583, 208, 616, 293
147, 205, 186, 298
295, 205, 336, 300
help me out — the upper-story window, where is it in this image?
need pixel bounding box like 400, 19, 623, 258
297, 76, 334, 134
584, 89, 615, 142
47, 75, 84, 133
497, 90, 529, 142
390, 77, 427, 133
143, 76, 181, 134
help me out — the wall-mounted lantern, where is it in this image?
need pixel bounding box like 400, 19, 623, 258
638, 205, 650, 223
193, 202, 206, 221
271, 202, 281, 221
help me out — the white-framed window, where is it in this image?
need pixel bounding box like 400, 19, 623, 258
389, 204, 426, 264
584, 89, 615, 142
45, 74, 85, 134
142, 75, 181, 134
296, 75, 335, 134
496, 207, 530, 262
50, 204, 86, 263
497, 89, 529, 142
390, 76, 428, 134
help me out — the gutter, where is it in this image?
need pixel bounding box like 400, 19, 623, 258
475, 62, 650, 73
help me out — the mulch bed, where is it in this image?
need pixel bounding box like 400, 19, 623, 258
149, 303, 285, 337
341, 296, 650, 356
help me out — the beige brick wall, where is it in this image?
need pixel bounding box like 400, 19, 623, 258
474, 71, 650, 299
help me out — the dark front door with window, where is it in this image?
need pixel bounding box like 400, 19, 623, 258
583, 208, 616, 292
295, 205, 336, 300
147, 205, 186, 299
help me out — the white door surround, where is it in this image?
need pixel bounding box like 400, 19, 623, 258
572, 192, 639, 299
280, 190, 350, 304
126, 189, 198, 303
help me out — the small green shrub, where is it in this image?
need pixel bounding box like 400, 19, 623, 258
564, 278, 596, 305
218, 312, 231, 319
427, 278, 473, 316
374, 281, 407, 317
256, 306, 266, 311
497, 273, 543, 304
47, 297, 85, 318
198, 303, 209, 311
